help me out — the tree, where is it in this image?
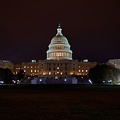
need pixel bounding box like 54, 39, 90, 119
0, 68, 13, 84
0, 68, 5, 81
17, 69, 25, 81
4, 68, 13, 84
88, 64, 119, 85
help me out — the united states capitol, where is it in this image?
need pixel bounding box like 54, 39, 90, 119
0, 25, 119, 84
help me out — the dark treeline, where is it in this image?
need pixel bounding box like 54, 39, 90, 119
0, 68, 25, 84
0, 68, 13, 84
88, 64, 120, 85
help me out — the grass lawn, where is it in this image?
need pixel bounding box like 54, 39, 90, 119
0, 85, 120, 120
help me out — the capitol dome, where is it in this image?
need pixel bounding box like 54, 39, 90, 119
47, 24, 73, 60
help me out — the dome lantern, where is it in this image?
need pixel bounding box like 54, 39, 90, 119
56, 24, 63, 36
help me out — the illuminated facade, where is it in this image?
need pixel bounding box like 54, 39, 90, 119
78, 60, 97, 76
13, 64, 21, 74
38, 59, 79, 79
21, 60, 39, 76
38, 59, 97, 79
20, 60, 96, 78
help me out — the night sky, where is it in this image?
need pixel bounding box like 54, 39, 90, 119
0, 0, 120, 64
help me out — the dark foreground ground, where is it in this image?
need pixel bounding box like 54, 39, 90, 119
0, 85, 120, 120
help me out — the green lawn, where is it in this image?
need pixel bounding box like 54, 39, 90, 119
0, 85, 120, 120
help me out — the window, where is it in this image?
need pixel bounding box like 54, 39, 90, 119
65, 67, 67, 70
59, 52, 61, 56
61, 52, 63, 56
56, 52, 59, 56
